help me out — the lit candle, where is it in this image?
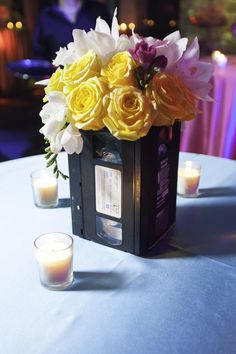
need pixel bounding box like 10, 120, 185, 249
177, 161, 201, 197
31, 169, 58, 208
211, 50, 228, 68
34, 233, 73, 290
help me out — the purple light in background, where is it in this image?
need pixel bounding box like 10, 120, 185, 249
224, 87, 236, 158
0, 131, 31, 159
208, 80, 223, 154
231, 22, 236, 37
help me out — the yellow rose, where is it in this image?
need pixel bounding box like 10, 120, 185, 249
103, 86, 155, 141
66, 77, 108, 130
62, 50, 100, 92
45, 67, 64, 96
147, 73, 197, 126
101, 51, 138, 88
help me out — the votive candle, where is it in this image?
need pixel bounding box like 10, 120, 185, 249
31, 169, 58, 208
211, 50, 228, 68
177, 160, 201, 197
34, 232, 73, 290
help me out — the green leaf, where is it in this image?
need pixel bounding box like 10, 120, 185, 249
43, 144, 69, 180
45, 151, 53, 159
46, 159, 55, 168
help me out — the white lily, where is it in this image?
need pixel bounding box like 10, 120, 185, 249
35, 79, 49, 86
52, 42, 76, 67
53, 9, 133, 66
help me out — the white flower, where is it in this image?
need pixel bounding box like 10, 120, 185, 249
50, 124, 83, 155
52, 9, 134, 66
39, 91, 68, 140
35, 79, 49, 86
52, 43, 76, 67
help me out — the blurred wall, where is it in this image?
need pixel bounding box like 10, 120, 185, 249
179, 0, 236, 54
117, 0, 179, 38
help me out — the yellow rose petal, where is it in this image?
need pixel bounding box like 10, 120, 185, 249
101, 51, 138, 88
66, 76, 108, 131
103, 86, 155, 141
147, 73, 197, 125
62, 50, 101, 91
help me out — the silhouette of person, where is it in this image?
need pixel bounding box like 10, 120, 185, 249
34, 0, 111, 61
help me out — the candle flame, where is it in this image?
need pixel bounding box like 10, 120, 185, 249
185, 161, 193, 168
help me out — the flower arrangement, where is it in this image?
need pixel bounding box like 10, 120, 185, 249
37, 9, 213, 179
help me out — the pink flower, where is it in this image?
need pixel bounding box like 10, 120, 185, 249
174, 37, 214, 100
131, 31, 188, 70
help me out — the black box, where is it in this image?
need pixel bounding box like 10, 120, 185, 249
68, 123, 180, 256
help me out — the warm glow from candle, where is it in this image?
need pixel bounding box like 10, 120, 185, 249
169, 20, 176, 27
34, 233, 73, 289
128, 22, 135, 30
120, 23, 127, 31
211, 50, 228, 68
15, 21, 23, 29
7, 22, 14, 30
177, 161, 201, 197
143, 19, 155, 27
31, 169, 58, 208
33, 176, 57, 205
211, 50, 221, 60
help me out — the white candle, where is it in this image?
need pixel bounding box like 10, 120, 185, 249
31, 169, 58, 208
177, 161, 201, 197
211, 50, 228, 68
34, 233, 73, 290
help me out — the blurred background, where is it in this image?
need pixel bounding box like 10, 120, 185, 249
1, 0, 236, 162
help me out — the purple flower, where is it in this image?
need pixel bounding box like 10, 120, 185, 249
153, 55, 168, 69
131, 31, 188, 70
129, 40, 157, 70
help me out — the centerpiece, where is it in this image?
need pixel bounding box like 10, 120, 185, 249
37, 10, 213, 255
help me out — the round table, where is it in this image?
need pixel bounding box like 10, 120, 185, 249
1, 152, 236, 354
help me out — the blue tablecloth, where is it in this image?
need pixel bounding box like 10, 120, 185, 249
0, 152, 236, 354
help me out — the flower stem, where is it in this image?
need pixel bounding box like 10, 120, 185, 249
44, 140, 69, 180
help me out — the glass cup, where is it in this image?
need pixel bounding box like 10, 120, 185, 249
177, 160, 201, 197
34, 232, 73, 290
30, 169, 58, 208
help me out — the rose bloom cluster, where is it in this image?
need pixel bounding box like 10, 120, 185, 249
38, 9, 213, 156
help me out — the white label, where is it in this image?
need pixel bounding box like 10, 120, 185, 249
95, 165, 121, 218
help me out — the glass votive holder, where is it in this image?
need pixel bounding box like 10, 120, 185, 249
34, 232, 73, 290
30, 169, 58, 208
177, 160, 201, 197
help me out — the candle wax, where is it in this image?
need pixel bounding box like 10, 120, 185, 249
33, 176, 58, 206
36, 242, 73, 284
177, 167, 200, 196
